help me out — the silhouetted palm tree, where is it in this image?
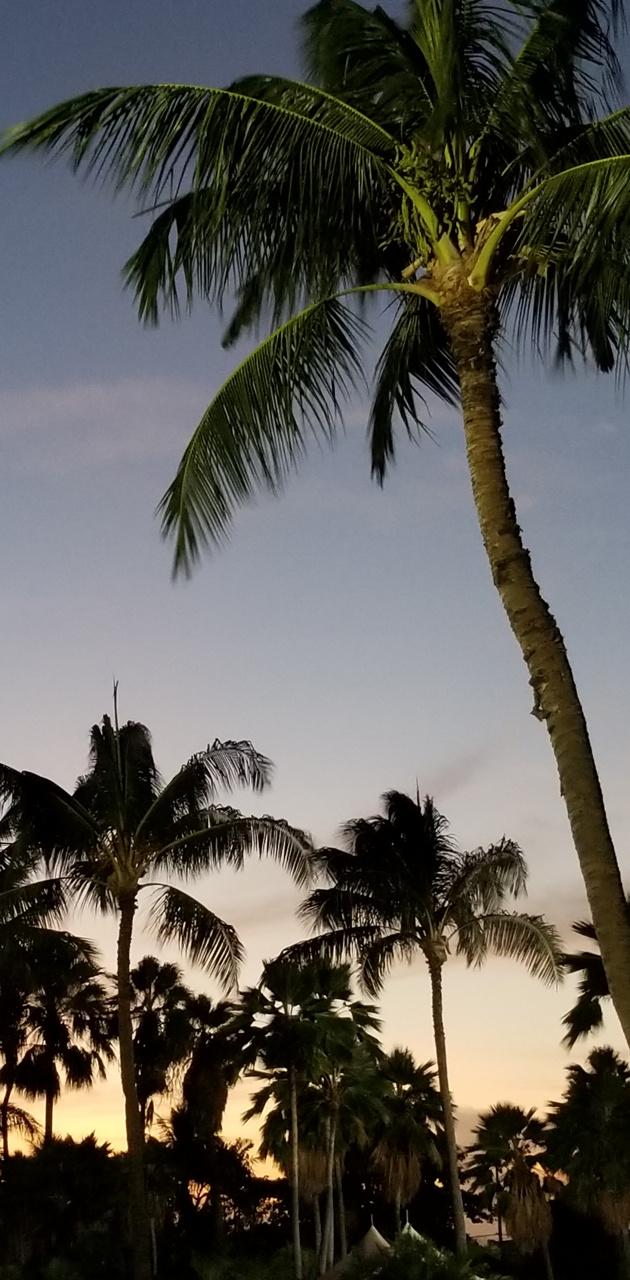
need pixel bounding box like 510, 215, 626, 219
15, 932, 113, 1142
466, 1103, 545, 1246
372, 1048, 442, 1234
560, 908, 630, 1047
8, 0, 630, 1044
293, 790, 561, 1254
0, 705, 311, 1280
130, 956, 193, 1129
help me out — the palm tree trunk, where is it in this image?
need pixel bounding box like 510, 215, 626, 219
426, 953, 467, 1256
394, 1190, 402, 1237
288, 1066, 303, 1280
336, 1159, 348, 1258
1, 1080, 14, 1160
320, 1114, 337, 1274
313, 1194, 322, 1258
44, 1087, 54, 1144
495, 1168, 503, 1246
441, 279, 630, 1050
117, 891, 152, 1280
542, 1240, 555, 1280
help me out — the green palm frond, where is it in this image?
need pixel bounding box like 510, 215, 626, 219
369, 293, 459, 481
158, 293, 368, 573
2, 81, 395, 326
148, 884, 243, 989
459, 910, 563, 985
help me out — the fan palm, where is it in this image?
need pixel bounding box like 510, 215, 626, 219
130, 955, 193, 1129
180, 993, 236, 1136
236, 957, 380, 1277
0, 708, 311, 1280
560, 905, 630, 1047
505, 1155, 555, 1280
14, 931, 114, 1143
290, 790, 561, 1255
372, 1048, 443, 1235
545, 1046, 630, 1246
465, 1103, 545, 1245
4, 0, 630, 1049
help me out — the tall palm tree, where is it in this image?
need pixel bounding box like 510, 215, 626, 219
372, 1048, 443, 1235
291, 790, 561, 1255
130, 955, 193, 1129
0, 709, 311, 1280
5, 0, 630, 1046
14, 932, 114, 1143
235, 957, 378, 1279
560, 907, 630, 1047
465, 1103, 545, 1246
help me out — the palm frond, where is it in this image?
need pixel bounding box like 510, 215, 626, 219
148, 884, 243, 989
0, 875, 68, 930
369, 293, 458, 481
0, 766, 100, 873
443, 839, 527, 917
3, 1103, 41, 1146
135, 739, 273, 845
459, 910, 563, 985
158, 293, 368, 573
360, 931, 420, 997
3, 81, 396, 326
151, 808, 313, 886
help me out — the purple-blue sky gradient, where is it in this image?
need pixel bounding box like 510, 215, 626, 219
1, 0, 629, 1146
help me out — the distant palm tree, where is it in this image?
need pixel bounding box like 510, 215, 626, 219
372, 1048, 442, 1235
180, 993, 235, 1136
0, 929, 103, 1155
130, 955, 193, 1130
546, 1046, 630, 1257
561, 909, 630, 1048
7, 0, 630, 1054
0, 706, 311, 1280
15, 932, 113, 1143
505, 1155, 554, 1280
466, 1103, 545, 1246
237, 958, 379, 1278
294, 790, 561, 1255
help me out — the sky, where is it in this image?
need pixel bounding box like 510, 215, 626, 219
1, 0, 629, 1154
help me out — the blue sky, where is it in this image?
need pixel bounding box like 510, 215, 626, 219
1, 0, 629, 1146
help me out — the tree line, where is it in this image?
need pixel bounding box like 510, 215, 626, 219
1, 710, 627, 1280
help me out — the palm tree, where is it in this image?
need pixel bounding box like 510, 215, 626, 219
545, 1046, 630, 1269
505, 1155, 555, 1280
130, 955, 193, 1129
180, 993, 236, 1136
560, 907, 630, 1047
235, 957, 378, 1278
372, 1048, 442, 1235
291, 790, 561, 1255
0, 707, 311, 1280
14, 931, 114, 1143
5, 0, 630, 1046
465, 1103, 545, 1246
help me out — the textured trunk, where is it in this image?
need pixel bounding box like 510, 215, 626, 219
288, 1067, 303, 1280
313, 1194, 322, 1257
441, 274, 630, 1050
426, 954, 467, 1256
394, 1189, 402, 1237
496, 1168, 503, 1245
1, 1080, 14, 1160
336, 1159, 348, 1258
117, 892, 152, 1280
542, 1239, 555, 1280
44, 1088, 54, 1144
320, 1114, 337, 1274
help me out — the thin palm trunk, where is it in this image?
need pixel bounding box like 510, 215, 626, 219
440, 274, 630, 1052
44, 1087, 54, 1144
320, 1113, 337, 1274
394, 1189, 402, 1236
336, 1159, 348, 1258
288, 1066, 303, 1280
496, 1167, 503, 1246
117, 891, 152, 1280
1, 1079, 14, 1160
313, 1194, 322, 1258
426, 953, 467, 1256
542, 1239, 555, 1280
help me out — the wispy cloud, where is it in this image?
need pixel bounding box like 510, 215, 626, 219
1, 377, 211, 475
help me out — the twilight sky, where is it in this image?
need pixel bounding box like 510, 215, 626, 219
1, 0, 629, 1151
